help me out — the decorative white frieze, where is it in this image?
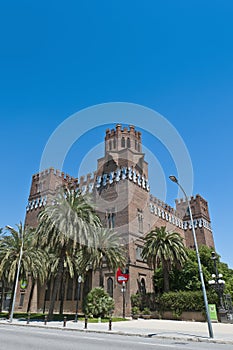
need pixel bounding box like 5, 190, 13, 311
149, 202, 212, 232
149, 202, 182, 228
96, 167, 150, 192
183, 218, 212, 232
26, 196, 47, 211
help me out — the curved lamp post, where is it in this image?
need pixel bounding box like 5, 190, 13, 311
169, 176, 214, 338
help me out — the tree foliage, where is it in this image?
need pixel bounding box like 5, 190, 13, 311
142, 226, 187, 292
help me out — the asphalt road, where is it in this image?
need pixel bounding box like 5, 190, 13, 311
0, 325, 232, 350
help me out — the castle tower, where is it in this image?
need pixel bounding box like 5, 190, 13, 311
175, 194, 215, 249
25, 168, 78, 228
93, 124, 153, 315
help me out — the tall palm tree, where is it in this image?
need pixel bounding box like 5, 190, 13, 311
142, 226, 187, 292
0, 223, 47, 315
79, 227, 126, 287
37, 188, 101, 319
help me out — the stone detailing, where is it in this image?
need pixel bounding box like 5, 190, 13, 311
105, 124, 142, 153
183, 218, 212, 232
96, 166, 150, 191
26, 196, 47, 211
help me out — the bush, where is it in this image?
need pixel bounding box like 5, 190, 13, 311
84, 287, 114, 318
142, 307, 151, 315
131, 293, 158, 311
131, 306, 140, 315
159, 290, 218, 316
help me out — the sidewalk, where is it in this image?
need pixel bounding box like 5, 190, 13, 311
0, 317, 233, 344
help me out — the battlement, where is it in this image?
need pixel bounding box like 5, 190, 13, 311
32, 167, 77, 183
105, 124, 141, 141
150, 194, 181, 218
105, 124, 142, 153
32, 168, 97, 186
175, 194, 208, 206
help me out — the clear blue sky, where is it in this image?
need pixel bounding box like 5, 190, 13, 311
1, 1, 233, 268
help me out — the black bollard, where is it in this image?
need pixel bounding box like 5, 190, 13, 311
63, 316, 67, 327
84, 315, 88, 329
44, 315, 47, 325
108, 316, 112, 331
27, 312, 31, 324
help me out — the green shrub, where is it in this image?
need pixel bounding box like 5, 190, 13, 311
131, 306, 140, 315
84, 287, 114, 318
159, 290, 218, 316
131, 293, 141, 308
142, 307, 151, 315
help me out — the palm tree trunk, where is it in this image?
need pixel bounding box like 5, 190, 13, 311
162, 262, 170, 292
59, 271, 67, 315
99, 260, 104, 288
27, 278, 36, 313
0, 280, 4, 312
48, 250, 65, 320
8, 270, 18, 318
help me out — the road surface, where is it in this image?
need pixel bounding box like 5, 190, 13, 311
0, 324, 232, 350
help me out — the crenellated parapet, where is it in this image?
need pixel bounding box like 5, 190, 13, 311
105, 124, 142, 153
105, 124, 141, 141
26, 168, 97, 213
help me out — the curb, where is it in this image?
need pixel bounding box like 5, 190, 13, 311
0, 321, 233, 345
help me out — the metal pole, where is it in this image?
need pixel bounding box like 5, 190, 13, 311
169, 176, 214, 339
122, 281, 126, 319
9, 229, 24, 323
84, 315, 88, 329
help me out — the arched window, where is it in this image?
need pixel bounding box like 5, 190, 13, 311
141, 278, 146, 294
113, 138, 116, 148
121, 137, 125, 148
107, 277, 113, 298
127, 137, 131, 148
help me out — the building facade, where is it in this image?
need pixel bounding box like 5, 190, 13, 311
16, 124, 214, 316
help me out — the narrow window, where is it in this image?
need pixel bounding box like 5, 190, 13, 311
140, 278, 146, 294
107, 277, 113, 298
127, 137, 131, 148
138, 209, 143, 233
121, 137, 125, 148
19, 293, 25, 307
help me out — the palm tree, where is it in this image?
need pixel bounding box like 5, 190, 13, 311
0, 223, 47, 315
79, 227, 126, 287
142, 226, 187, 292
37, 188, 101, 319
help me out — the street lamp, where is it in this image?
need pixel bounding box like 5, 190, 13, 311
6, 225, 23, 323
208, 252, 226, 312
121, 281, 126, 319
74, 275, 82, 322
169, 176, 214, 339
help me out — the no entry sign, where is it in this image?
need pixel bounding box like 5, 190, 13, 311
116, 267, 129, 284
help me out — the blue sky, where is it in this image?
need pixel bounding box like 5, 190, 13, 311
1, 1, 233, 268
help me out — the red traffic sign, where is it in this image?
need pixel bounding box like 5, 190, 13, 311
116, 267, 129, 284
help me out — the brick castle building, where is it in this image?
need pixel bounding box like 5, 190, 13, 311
16, 124, 214, 315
